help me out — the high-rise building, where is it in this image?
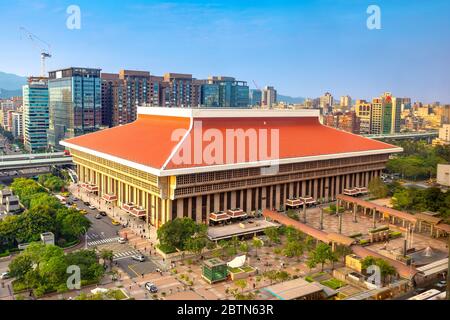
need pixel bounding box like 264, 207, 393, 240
23, 77, 49, 152
47, 68, 102, 149
262, 86, 277, 108
11, 110, 23, 139
249, 89, 262, 107
322, 111, 360, 134
101, 70, 162, 127
161, 73, 201, 108
340, 95, 352, 108
320, 92, 333, 113
355, 100, 372, 134
200, 76, 249, 108
370, 92, 401, 134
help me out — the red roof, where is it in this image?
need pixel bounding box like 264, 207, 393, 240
61, 108, 401, 175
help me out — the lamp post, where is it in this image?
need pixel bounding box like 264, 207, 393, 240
83, 227, 88, 250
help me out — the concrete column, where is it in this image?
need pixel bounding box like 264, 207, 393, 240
330, 176, 335, 200
303, 203, 306, 223
313, 179, 318, 199
231, 191, 236, 209
372, 208, 376, 228
177, 197, 184, 218
301, 181, 306, 197
214, 193, 220, 212
353, 203, 357, 223
320, 206, 324, 230
196, 195, 202, 223
338, 214, 342, 234
336, 175, 340, 195
275, 185, 281, 209
324, 177, 330, 202
247, 189, 253, 213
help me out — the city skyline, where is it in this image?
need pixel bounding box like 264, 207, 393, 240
0, 0, 449, 103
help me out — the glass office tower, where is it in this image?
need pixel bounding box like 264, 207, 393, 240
22, 77, 49, 152
47, 68, 101, 149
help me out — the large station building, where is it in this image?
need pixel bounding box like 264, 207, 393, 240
60, 107, 402, 228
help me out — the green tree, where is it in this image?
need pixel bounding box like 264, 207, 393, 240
306, 242, 334, 272
100, 249, 114, 268
264, 227, 280, 246
239, 241, 249, 254
157, 218, 204, 251
283, 241, 304, 261
8, 255, 33, 280
252, 238, 263, 257
234, 279, 247, 293
368, 177, 389, 199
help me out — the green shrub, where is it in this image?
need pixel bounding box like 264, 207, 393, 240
359, 239, 370, 245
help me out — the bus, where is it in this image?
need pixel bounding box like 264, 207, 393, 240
55, 194, 67, 204
408, 289, 441, 300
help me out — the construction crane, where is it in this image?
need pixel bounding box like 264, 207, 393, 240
252, 80, 261, 91
19, 27, 52, 77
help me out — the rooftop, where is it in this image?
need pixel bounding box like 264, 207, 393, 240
61, 107, 402, 176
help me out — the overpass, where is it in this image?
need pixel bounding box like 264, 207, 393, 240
0, 152, 73, 171
363, 131, 438, 141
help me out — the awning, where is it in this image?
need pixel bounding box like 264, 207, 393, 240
299, 196, 316, 204
286, 198, 304, 207
227, 209, 247, 218
102, 193, 118, 202
209, 211, 230, 222
80, 183, 99, 192
343, 188, 359, 196
122, 202, 135, 212
130, 207, 146, 217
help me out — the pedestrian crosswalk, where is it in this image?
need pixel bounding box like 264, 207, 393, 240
87, 237, 120, 246
113, 250, 141, 261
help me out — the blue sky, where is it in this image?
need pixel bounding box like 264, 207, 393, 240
0, 0, 449, 102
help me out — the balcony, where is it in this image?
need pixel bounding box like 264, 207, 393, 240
299, 196, 316, 205
227, 208, 247, 219
80, 182, 99, 193
122, 202, 135, 213
343, 188, 359, 196
285, 198, 304, 208
209, 211, 231, 222
102, 193, 117, 202
130, 206, 146, 217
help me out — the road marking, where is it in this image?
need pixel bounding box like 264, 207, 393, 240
113, 250, 141, 261
87, 237, 120, 246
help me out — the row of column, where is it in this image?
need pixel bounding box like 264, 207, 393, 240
174, 170, 381, 222
77, 164, 170, 228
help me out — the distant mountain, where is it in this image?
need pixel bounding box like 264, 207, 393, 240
277, 94, 305, 104
0, 71, 26, 90
0, 71, 26, 98
0, 88, 22, 99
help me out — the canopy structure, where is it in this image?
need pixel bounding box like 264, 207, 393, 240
227, 255, 246, 268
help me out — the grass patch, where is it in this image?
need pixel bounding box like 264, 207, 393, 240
320, 278, 345, 290
241, 266, 255, 273
106, 289, 127, 300
228, 267, 243, 274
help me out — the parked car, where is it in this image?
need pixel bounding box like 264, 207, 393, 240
112, 220, 120, 226
79, 209, 88, 215
436, 280, 447, 288
95, 214, 102, 219
144, 282, 158, 293
88, 205, 96, 210
0, 272, 10, 280
83, 201, 90, 206
118, 237, 127, 244
99, 211, 107, 216
132, 254, 145, 262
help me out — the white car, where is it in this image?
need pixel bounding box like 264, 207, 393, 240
118, 237, 127, 244
88, 205, 96, 210
0, 272, 10, 280
436, 280, 447, 288
132, 254, 145, 262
